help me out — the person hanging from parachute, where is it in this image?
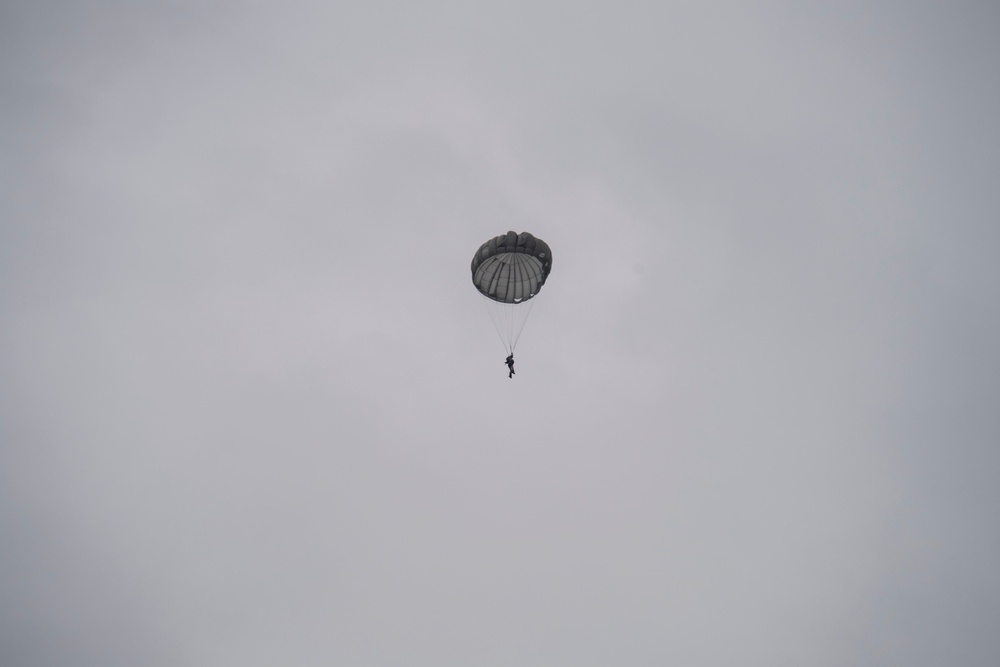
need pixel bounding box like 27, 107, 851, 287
470, 231, 552, 378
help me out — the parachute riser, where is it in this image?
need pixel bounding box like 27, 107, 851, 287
480, 295, 535, 356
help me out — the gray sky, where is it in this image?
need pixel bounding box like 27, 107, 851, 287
2, 2, 999, 665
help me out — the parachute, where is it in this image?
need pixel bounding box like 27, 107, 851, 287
471, 231, 552, 354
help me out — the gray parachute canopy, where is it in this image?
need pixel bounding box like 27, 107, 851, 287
470, 231, 553, 303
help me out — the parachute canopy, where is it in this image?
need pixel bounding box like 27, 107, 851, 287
471, 231, 552, 354
470, 231, 552, 303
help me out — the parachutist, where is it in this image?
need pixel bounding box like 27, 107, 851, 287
505, 354, 515, 378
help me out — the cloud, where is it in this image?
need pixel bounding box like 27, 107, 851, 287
2, 2, 999, 665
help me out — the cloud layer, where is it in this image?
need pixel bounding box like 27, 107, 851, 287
2, 2, 999, 665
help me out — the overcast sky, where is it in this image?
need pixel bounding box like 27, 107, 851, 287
2, 2, 999, 665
